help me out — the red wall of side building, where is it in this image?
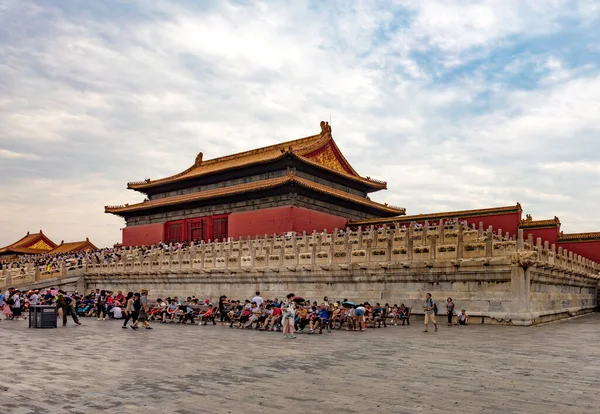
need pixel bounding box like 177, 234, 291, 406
462, 212, 521, 236
522, 228, 560, 246
557, 241, 600, 263
228, 206, 348, 238
122, 223, 165, 247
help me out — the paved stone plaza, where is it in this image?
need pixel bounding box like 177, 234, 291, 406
2, 314, 599, 413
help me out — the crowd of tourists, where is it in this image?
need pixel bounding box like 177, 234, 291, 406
0, 241, 195, 273
0, 219, 475, 275
1, 287, 470, 335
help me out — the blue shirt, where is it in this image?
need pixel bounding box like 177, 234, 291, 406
425, 299, 435, 315
0, 293, 4, 307
317, 309, 329, 319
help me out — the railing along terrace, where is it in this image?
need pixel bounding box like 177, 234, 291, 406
1, 220, 599, 290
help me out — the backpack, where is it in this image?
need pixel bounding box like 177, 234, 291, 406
133, 298, 142, 311
433, 302, 438, 315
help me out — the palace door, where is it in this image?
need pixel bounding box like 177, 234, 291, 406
186, 218, 205, 243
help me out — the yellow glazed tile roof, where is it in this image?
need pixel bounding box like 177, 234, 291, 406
50, 239, 98, 254
0, 231, 57, 254
127, 121, 386, 190
519, 216, 561, 229
558, 232, 600, 242
107, 172, 403, 215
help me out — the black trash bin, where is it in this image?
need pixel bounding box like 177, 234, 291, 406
29, 306, 38, 328
30, 305, 57, 329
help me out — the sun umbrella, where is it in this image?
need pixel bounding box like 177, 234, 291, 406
293, 296, 305, 303
342, 301, 356, 308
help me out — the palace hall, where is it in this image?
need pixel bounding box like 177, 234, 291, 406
106, 121, 600, 262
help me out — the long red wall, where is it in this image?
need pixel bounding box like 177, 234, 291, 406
228, 206, 348, 238
557, 240, 600, 263
122, 223, 165, 247
463, 212, 521, 236
523, 228, 560, 246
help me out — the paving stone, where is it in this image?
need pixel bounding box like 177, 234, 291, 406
1, 314, 600, 413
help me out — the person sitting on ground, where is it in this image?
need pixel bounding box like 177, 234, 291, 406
156, 298, 168, 323
198, 304, 216, 325
295, 304, 308, 332
109, 303, 123, 319
399, 303, 410, 326
345, 306, 355, 331
267, 303, 282, 331
257, 304, 271, 329
316, 302, 330, 334
166, 299, 179, 323
148, 298, 163, 321
228, 301, 242, 323
237, 305, 251, 329
176, 303, 195, 324
372, 303, 386, 328
456, 309, 469, 325
330, 302, 341, 324
245, 301, 261, 329
307, 305, 320, 333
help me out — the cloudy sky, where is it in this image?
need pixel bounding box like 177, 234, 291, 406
1, 0, 599, 248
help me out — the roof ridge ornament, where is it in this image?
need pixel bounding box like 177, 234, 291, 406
195, 152, 203, 167
320, 121, 332, 136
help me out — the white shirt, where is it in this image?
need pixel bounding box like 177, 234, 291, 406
29, 294, 40, 305
252, 296, 264, 307
110, 307, 123, 318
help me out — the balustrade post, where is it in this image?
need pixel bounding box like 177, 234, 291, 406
407, 223, 414, 260
486, 227, 494, 257
457, 224, 464, 259
517, 229, 524, 251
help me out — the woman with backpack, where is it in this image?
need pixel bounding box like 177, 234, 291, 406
121, 292, 135, 329
97, 289, 107, 321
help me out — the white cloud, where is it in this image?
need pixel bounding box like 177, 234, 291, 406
0, 149, 39, 160
0, 0, 599, 247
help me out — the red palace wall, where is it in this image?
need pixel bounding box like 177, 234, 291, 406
557, 241, 600, 263
122, 223, 165, 247
462, 212, 521, 236
523, 228, 560, 246
228, 206, 348, 238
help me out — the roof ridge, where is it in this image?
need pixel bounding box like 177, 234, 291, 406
349, 204, 522, 226
127, 130, 327, 188
199, 133, 324, 167
558, 231, 600, 241
109, 171, 403, 215
520, 216, 561, 228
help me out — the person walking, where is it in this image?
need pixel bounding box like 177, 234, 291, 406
282, 293, 296, 339
11, 290, 22, 320
0, 291, 5, 322
446, 297, 455, 326
132, 289, 152, 330
218, 295, 229, 325
56, 290, 81, 327
121, 292, 136, 329
423, 293, 438, 333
